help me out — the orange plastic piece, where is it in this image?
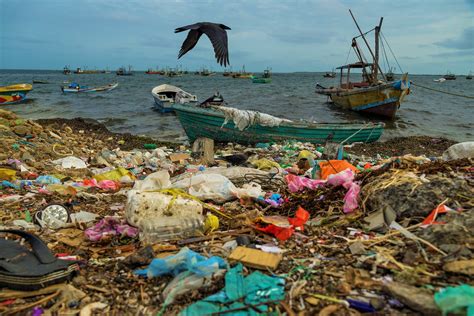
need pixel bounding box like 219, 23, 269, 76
319, 160, 358, 180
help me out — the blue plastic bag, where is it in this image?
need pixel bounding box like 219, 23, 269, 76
134, 247, 226, 278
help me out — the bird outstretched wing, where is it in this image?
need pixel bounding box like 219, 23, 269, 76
199, 24, 230, 67
178, 29, 202, 59
174, 23, 202, 33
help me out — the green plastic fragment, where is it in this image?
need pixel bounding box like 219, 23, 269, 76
434, 284, 474, 316
24, 210, 32, 222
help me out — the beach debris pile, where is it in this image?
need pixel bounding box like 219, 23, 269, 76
0, 108, 473, 315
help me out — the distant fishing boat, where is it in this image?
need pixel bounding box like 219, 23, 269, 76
151, 84, 198, 113
200, 68, 215, 76
0, 84, 33, 96
323, 69, 336, 78
73, 67, 105, 74
33, 80, 49, 84
252, 68, 272, 83
61, 82, 118, 93
146, 67, 164, 75
223, 68, 234, 77
434, 78, 446, 83
315, 10, 410, 119
116, 66, 133, 76
466, 71, 472, 80
173, 103, 384, 145
63, 66, 71, 75
0, 94, 25, 105
232, 65, 253, 79
443, 71, 456, 80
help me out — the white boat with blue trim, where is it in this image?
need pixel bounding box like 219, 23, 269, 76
151, 84, 197, 113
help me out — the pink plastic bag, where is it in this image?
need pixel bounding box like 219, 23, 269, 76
285, 170, 360, 213
285, 174, 325, 193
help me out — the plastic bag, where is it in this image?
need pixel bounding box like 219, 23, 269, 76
35, 175, 61, 185
0, 168, 16, 181
442, 142, 474, 161
85, 216, 138, 242
255, 206, 310, 240
319, 160, 358, 180
251, 158, 281, 171
52, 156, 87, 169
434, 284, 474, 316
232, 182, 263, 199
163, 270, 226, 306
181, 263, 285, 315
172, 174, 237, 203
93, 167, 135, 182
133, 170, 170, 191
134, 247, 226, 278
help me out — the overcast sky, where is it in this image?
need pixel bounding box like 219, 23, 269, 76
1, 0, 472, 74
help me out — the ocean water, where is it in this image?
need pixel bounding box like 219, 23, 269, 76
1, 70, 472, 142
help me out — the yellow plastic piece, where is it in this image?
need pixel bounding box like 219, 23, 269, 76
0, 168, 16, 181
93, 167, 135, 182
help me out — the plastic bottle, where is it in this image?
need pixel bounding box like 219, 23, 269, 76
139, 216, 204, 244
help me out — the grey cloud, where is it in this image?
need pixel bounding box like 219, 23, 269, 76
435, 26, 473, 50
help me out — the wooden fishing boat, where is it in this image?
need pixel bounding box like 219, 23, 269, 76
223, 68, 234, 77
316, 11, 410, 119
323, 69, 336, 78
0, 84, 33, 96
63, 66, 71, 75
200, 68, 215, 76
33, 80, 49, 84
252, 68, 272, 83
116, 66, 133, 76
173, 103, 384, 144
146, 67, 163, 75
0, 94, 25, 105
232, 65, 253, 79
151, 84, 197, 113
467, 71, 473, 80
73, 68, 105, 74
443, 72, 456, 80
61, 83, 118, 93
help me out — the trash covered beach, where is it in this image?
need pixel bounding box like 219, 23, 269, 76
0, 108, 473, 315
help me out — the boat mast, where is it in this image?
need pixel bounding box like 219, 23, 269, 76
349, 9, 386, 82
374, 17, 383, 81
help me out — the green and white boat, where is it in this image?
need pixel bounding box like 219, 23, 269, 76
173, 103, 384, 145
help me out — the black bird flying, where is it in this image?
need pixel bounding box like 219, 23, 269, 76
175, 22, 231, 67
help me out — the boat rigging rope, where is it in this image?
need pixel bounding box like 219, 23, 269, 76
380, 31, 403, 73
411, 82, 474, 99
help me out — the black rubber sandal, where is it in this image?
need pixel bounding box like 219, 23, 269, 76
0, 230, 79, 290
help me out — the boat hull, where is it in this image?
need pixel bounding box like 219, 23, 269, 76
0, 94, 25, 105
153, 98, 174, 113
173, 104, 384, 145
326, 79, 409, 119
252, 78, 272, 84
61, 83, 118, 93
0, 84, 33, 96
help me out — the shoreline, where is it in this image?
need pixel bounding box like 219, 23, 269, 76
35, 116, 457, 157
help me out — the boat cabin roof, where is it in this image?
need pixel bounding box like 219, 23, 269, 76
336, 62, 373, 69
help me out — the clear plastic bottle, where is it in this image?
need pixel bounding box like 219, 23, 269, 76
139, 216, 204, 244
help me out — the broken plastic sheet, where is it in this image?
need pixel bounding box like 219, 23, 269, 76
255, 206, 310, 241
84, 216, 139, 242
218, 106, 292, 131
181, 263, 285, 316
